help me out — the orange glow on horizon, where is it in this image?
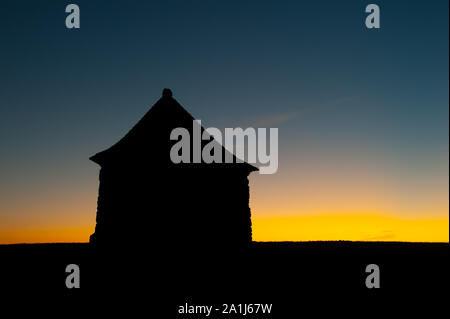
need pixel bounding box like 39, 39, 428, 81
0, 226, 94, 244
0, 214, 448, 244
0, 225, 94, 244
1, 131, 447, 244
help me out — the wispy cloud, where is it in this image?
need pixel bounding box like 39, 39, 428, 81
362, 231, 396, 241
249, 111, 298, 127
239, 95, 357, 128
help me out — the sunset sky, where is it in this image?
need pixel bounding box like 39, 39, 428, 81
0, 0, 448, 243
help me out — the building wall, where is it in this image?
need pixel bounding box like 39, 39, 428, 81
90, 165, 253, 250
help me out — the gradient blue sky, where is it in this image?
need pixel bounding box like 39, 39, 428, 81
0, 0, 448, 242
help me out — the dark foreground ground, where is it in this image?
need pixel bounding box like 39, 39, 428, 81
0, 241, 448, 315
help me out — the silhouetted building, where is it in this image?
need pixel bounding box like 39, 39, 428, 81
89, 89, 257, 249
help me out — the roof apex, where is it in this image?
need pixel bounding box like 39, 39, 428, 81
90, 89, 258, 173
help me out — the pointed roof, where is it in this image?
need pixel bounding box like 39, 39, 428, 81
90, 89, 258, 173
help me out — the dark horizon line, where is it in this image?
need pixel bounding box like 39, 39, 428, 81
1, 240, 448, 246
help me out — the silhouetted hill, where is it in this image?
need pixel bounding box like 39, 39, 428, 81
1, 241, 448, 315
1, 242, 447, 290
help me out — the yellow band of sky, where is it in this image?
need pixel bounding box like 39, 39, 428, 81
252, 214, 449, 242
